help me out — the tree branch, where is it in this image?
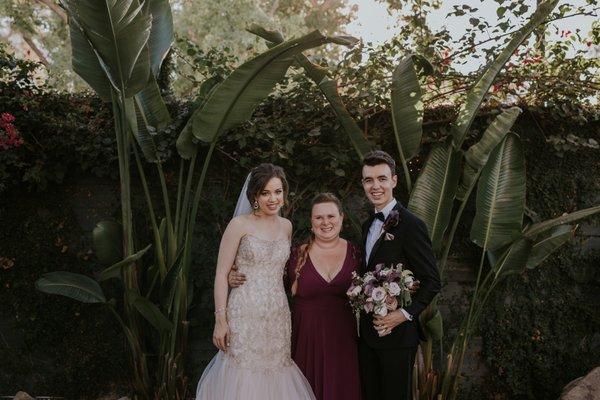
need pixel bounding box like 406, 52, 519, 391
34, 0, 68, 23
444, 8, 600, 63
21, 33, 51, 67
268, 0, 279, 17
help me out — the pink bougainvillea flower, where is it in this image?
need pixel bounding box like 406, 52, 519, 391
1, 113, 15, 123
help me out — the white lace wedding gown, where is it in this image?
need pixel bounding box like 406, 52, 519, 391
196, 235, 316, 399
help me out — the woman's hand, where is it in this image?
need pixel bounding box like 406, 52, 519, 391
228, 264, 246, 288
409, 279, 420, 294
212, 317, 230, 351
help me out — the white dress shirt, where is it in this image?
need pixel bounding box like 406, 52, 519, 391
365, 198, 397, 262
365, 198, 413, 321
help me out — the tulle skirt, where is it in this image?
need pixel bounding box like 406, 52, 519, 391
196, 351, 316, 400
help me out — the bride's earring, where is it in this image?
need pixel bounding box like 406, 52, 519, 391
253, 201, 259, 210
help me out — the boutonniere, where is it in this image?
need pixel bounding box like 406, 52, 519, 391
383, 209, 400, 230
380, 209, 400, 240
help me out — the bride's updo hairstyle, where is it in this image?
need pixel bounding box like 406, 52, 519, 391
246, 163, 289, 206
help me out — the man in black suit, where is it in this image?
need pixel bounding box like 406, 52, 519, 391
359, 150, 441, 400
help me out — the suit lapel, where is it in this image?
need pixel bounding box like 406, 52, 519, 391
361, 214, 375, 272
362, 215, 373, 249
367, 202, 403, 270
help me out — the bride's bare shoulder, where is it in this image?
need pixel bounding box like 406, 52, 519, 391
278, 216, 293, 236
227, 215, 247, 231
228, 214, 255, 234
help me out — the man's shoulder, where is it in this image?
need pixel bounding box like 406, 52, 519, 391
398, 206, 426, 229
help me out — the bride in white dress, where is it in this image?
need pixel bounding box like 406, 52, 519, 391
196, 163, 316, 400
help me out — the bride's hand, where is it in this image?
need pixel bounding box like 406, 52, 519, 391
213, 317, 230, 351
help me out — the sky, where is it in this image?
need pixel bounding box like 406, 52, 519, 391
346, 0, 598, 72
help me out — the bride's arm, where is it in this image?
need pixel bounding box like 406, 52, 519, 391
213, 218, 243, 351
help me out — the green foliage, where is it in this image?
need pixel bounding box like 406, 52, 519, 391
0, 190, 129, 398
477, 249, 600, 399
0, 44, 118, 193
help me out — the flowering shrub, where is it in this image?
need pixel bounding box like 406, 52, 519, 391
0, 112, 24, 150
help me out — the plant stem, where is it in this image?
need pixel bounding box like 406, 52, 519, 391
177, 152, 197, 247
174, 158, 185, 239
132, 141, 167, 278
448, 249, 487, 400
439, 170, 480, 277
156, 161, 177, 266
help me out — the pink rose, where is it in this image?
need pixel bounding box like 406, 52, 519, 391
385, 296, 398, 311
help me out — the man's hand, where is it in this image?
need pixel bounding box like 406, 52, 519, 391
228, 264, 246, 288
373, 309, 408, 337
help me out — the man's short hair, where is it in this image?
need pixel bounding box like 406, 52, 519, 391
362, 150, 396, 175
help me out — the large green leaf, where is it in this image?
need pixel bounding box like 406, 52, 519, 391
248, 25, 369, 158
124, 0, 173, 156
424, 309, 443, 341
68, 13, 112, 101
451, 0, 558, 148
129, 292, 172, 331
247, 24, 286, 46
135, 79, 171, 131
123, 98, 158, 162
93, 220, 122, 267
465, 108, 521, 169
470, 133, 526, 250
524, 205, 600, 238
391, 55, 423, 163
67, 0, 152, 97
490, 236, 533, 276
159, 249, 185, 312
144, 0, 173, 77
100, 244, 152, 281
408, 140, 462, 251
176, 79, 221, 158
526, 225, 574, 269
177, 30, 343, 157
456, 107, 521, 200
319, 78, 373, 158
36, 271, 106, 304
191, 31, 336, 142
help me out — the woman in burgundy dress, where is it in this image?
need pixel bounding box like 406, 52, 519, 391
229, 192, 362, 400
285, 192, 361, 400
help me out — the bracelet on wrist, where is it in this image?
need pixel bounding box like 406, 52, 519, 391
214, 307, 227, 315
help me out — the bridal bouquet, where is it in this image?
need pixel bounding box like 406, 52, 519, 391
346, 263, 414, 317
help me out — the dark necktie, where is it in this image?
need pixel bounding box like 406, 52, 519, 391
374, 212, 385, 222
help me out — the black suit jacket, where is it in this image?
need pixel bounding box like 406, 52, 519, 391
359, 201, 441, 349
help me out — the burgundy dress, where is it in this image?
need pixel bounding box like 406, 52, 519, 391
286, 241, 362, 400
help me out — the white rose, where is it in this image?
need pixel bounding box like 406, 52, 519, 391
374, 304, 388, 316
371, 287, 386, 302
388, 282, 401, 296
